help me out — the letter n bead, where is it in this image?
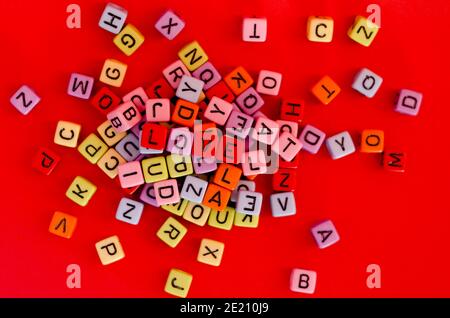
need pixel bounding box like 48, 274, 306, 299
10, 85, 40, 115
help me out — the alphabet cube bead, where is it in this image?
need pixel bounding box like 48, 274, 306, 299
113, 24, 145, 56
273, 131, 303, 161
141, 156, 169, 183
140, 123, 168, 151
180, 175, 208, 203
54, 120, 81, 148
97, 120, 126, 147
311, 75, 341, 105
107, 101, 142, 133
166, 127, 193, 155
154, 179, 180, 205
115, 133, 140, 161
98, 3, 127, 34
234, 212, 259, 228
224, 66, 254, 96
157, 217, 187, 248
307, 16, 334, 42
100, 59, 128, 87
66, 176, 97, 207
225, 110, 254, 139
32, 147, 60, 175
176, 75, 204, 103
95, 235, 125, 265
161, 198, 188, 216
115, 197, 144, 225
395, 89, 423, 116
256, 70, 282, 96
251, 117, 280, 145
192, 156, 218, 174
235, 87, 264, 115
325, 131, 355, 159
204, 97, 234, 125
67, 73, 94, 99
230, 180, 256, 202
197, 239, 224, 266
163, 60, 191, 89
97, 148, 126, 179
299, 125, 326, 154
164, 269, 192, 298
311, 220, 340, 249
139, 183, 160, 207
360, 129, 384, 153
241, 150, 267, 176
78, 133, 108, 164
290, 269, 317, 294
236, 191, 263, 215
166, 155, 193, 178
178, 41, 208, 71
208, 206, 235, 231
352, 68, 383, 98
280, 99, 305, 123
213, 163, 242, 191
202, 184, 231, 211
183, 201, 211, 226
49, 211, 77, 239
383, 150, 406, 172
91, 87, 121, 115
272, 169, 296, 192
243, 18, 267, 42
270, 192, 296, 217
277, 120, 299, 137
206, 80, 235, 103
155, 10, 185, 40
122, 87, 148, 112
171, 99, 199, 127
10, 85, 40, 115
146, 77, 174, 99
118, 161, 144, 188
146, 98, 171, 122
192, 61, 221, 90
348, 16, 379, 47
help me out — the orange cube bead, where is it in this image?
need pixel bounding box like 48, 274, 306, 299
171, 99, 199, 127
224, 66, 254, 96
212, 163, 242, 191
202, 183, 231, 211
49, 211, 77, 239
311, 75, 341, 105
360, 129, 384, 153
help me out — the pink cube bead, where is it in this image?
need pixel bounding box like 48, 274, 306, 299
241, 150, 267, 176
163, 60, 191, 89
204, 97, 233, 126
192, 61, 222, 90
154, 10, 185, 40
251, 117, 280, 145
192, 156, 217, 174
146, 98, 171, 122
273, 131, 303, 162
118, 161, 144, 188
256, 70, 282, 96
235, 87, 264, 115
122, 87, 148, 112
107, 101, 142, 133
290, 269, 317, 294
67, 73, 94, 99
299, 124, 326, 154
243, 18, 267, 42
225, 110, 254, 139
9, 85, 40, 115
311, 220, 340, 249
139, 183, 160, 207
277, 120, 299, 137
154, 179, 180, 205
395, 89, 423, 116
166, 127, 193, 155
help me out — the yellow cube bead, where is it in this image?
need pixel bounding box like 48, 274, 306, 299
166, 154, 193, 178
142, 156, 169, 183
156, 217, 187, 248
164, 269, 193, 298
97, 120, 126, 146
66, 176, 97, 207
307, 16, 334, 43
113, 24, 145, 56
99, 59, 127, 87
183, 201, 211, 226
197, 238, 225, 267
97, 148, 126, 179
178, 41, 208, 71
78, 133, 108, 164
234, 211, 259, 228
348, 16, 379, 47
95, 235, 125, 266
54, 120, 81, 148
208, 206, 235, 231
161, 198, 189, 216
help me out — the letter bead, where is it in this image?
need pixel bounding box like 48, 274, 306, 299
192, 61, 222, 90
113, 24, 145, 56
298, 125, 326, 154
290, 269, 317, 294
98, 3, 127, 34
95, 235, 125, 265
155, 10, 185, 40
157, 217, 187, 248
325, 131, 355, 159
54, 120, 81, 148
164, 268, 192, 298
180, 175, 208, 203
100, 59, 128, 87
395, 89, 423, 116
256, 70, 282, 96
175, 75, 204, 103
10, 85, 40, 115
307, 16, 334, 42
243, 18, 267, 42
197, 238, 225, 266
270, 192, 296, 217
236, 191, 263, 216
311, 220, 340, 249
107, 101, 142, 133
348, 16, 379, 47
352, 68, 383, 98
311, 75, 341, 105
115, 197, 144, 225
66, 176, 97, 207
118, 161, 144, 188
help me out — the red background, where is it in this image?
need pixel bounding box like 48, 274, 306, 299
1, 0, 449, 297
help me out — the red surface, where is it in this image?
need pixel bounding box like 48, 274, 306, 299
1, 0, 449, 297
